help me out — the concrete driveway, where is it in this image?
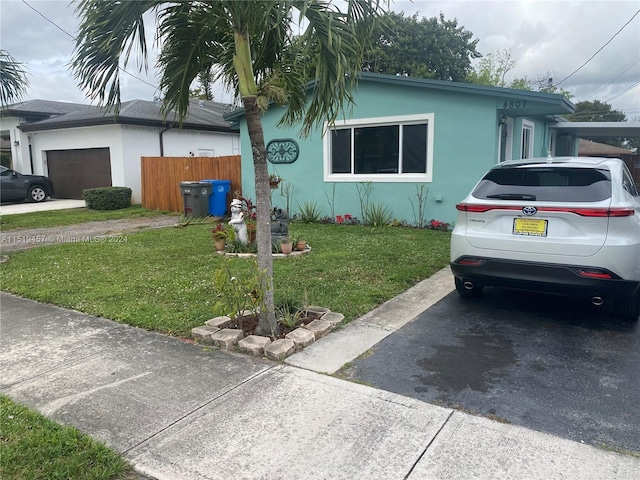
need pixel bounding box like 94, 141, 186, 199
0, 198, 86, 215
342, 287, 640, 454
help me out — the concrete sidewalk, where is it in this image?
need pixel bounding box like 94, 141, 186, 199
1, 287, 638, 479
0, 198, 86, 215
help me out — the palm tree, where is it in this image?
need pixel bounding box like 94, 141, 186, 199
72, 0, 387, 336
0, 50, 29, 107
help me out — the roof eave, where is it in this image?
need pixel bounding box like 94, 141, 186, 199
19, 117, 233, 133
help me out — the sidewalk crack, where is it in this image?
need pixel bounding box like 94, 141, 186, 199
403, 409, 454, 479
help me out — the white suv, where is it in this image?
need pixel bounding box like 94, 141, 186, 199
450, 156, 640, 321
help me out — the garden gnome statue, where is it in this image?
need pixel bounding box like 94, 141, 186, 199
228, 199, 248, 244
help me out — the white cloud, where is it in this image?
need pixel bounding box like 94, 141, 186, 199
1, 0, 638, 117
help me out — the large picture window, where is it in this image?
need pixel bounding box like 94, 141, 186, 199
324, 114, 434, 182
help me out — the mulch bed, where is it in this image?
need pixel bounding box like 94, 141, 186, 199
224, 311, 323, 339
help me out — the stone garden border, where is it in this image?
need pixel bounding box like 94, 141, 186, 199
191, 306, 344, 361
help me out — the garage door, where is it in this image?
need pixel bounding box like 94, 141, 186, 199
47, 148, 112, 199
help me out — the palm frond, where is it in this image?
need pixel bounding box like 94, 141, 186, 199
71, 0, 163, 111
0, 50, 29, 106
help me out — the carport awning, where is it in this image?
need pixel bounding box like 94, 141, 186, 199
551, 122, 640, 138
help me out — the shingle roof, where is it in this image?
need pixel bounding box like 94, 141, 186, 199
2, 98, 235, 132
578, 138, 633, 156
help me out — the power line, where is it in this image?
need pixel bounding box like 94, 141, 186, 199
587, 59, 640, 100
556, 9, 640, 86
603, 80, 640, 104
20, 0, 160, 93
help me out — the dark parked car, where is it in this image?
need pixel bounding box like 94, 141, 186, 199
0, 166, 55, 203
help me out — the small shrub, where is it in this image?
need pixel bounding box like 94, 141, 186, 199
83, 187, 132, 210
212, 260, 264, 319
297, 201, 323, 223
427, 219, 451, 231
276, 306, 304, 329
226, 240, 258, 254
363, 202, 392, 227
335, 213, 359, 225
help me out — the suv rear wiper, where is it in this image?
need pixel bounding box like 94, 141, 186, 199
486, 193, 537, 200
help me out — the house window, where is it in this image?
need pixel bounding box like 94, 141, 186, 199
324, 114, 434, 182
521, 120, 534, 159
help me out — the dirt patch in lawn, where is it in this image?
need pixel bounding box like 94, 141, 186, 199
0, 216, 179, 252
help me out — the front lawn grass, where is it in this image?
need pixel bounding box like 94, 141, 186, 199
0, 205, 178, 231
0, 223, 450, 337
0, 395, 133, 480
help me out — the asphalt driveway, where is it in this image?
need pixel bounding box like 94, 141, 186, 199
341, 287, 640, 454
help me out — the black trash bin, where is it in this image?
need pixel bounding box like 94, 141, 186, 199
180, 181, 213, 217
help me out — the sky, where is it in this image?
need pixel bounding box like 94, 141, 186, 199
1, 0, 639, 119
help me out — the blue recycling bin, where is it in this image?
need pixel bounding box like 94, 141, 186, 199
201, 179, 231, 217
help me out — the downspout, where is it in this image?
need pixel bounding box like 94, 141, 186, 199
159, 124, 172, 156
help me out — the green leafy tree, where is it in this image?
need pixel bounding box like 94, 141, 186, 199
566, 100, 636, 149
0, 50, 29, 106
566, 100, 627, 123
466, 49, 515, 87
466, 49, 572, 99
72, 0, 387, 336
363, 12, 480, 81
190, 65, 214, 100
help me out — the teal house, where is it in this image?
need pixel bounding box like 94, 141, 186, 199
228, 72, 577, 225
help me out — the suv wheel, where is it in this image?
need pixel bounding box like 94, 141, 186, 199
28, 185, 47, 203
611, 293, 640, 322
454, 277, 484, 298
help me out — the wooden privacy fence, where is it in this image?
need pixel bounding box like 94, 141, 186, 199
141, 155, 242, 213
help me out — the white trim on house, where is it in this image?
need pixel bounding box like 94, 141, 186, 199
521, 119, 535, 159
498, 116, 514, 163
322, 113, 434, 183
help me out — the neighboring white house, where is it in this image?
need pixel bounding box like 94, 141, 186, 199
1, 99, 240, 203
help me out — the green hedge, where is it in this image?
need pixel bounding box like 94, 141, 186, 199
82, 187, 132, 210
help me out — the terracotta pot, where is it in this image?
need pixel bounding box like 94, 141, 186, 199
296, 240, 306, 251
280, 241, 293, 255
214, 238, 226, 251
247, 227, 257, 243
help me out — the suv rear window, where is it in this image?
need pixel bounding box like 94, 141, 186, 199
472, 167, 612, 202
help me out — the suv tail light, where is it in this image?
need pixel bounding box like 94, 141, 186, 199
575, 268, 616, 280
456, 203, 635, 217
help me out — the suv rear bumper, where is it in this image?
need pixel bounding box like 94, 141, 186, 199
450, 256, 640, 299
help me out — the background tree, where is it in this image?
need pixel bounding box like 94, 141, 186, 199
190, 65, 214, 100
567, 100, 637, 150
566, 100, 627, 123
362, 12, 480, 81
0, 50, 29, 107
465, 49, 515, 87
466, 49, 573, 98
72, 0, 387, 336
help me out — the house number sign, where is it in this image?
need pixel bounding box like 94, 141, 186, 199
267, 139, 299, 164
502, 100, 528, 109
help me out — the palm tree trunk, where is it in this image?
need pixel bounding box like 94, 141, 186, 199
243, 96, 279, 337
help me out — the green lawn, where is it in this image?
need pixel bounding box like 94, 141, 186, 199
0, 221, 451, 337
0, 395, 134, 480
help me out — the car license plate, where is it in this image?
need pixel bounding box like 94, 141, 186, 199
513, 218, 548, 236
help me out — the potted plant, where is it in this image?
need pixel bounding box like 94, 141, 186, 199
212, 223, 233, 251
239, 196, 257, 242
289, 231, 306, 251
278, 237, 293, 255
269, 173, 282, 189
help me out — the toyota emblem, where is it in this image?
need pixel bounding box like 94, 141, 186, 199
522, 206, 537, 216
